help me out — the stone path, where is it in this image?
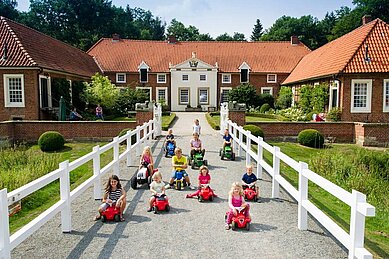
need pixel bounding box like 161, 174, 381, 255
11, 112, 347, 258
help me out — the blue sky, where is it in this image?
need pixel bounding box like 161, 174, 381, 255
15, 0, 354, 38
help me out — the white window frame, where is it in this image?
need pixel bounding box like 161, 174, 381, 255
182, 74, 189, 82
179, 88, 190, 105
261, 87, 273, 95
220, 87, 232, 103
116, 73, 126, 83
384, 79, 389, 112
239, 62, 250, 83
136, 86, 152, 101
329, 80, 339, 110
198, 88, 209, 105
3, 74, 25, 107
222, 74, 231, 84
156, 87, 168, 103
200, 74, 207, 82
39, 75, 52, 108
157, 73, 167, 84
267, 74, 277, 83
351, 79, 372, 113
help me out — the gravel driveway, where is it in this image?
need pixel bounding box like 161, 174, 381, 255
11, 112, 347, 259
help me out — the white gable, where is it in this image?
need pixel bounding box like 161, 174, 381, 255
171, 54, 216, 70
238, 62, 251, 70
138, 61, 150, 70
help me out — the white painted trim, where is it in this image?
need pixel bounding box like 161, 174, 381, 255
240, 69, 249, 83
136, 86, 152, 101
220, 87, 232, 103
39, 75, 52, 108
329, 80, 339, 110
384, 79, 389, 112
156, 87, 168, 102
199, 74, 207, 82
222, 74, 231, 84
157, 73, 167, 84
267, 74, 277, 83
182, 74, 189, 82
116, 73, 126, 83
198, 87, 209, 105
137, 61, 150, 70
179, 88, 190, 105
3, 74, 25, 108
261, 87, 273, 95
238, 61, 251, 70
351, 79, 372, 113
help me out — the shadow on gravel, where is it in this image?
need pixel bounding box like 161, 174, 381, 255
249, 223, 278, 233
207, 165, 227, 170
169, 207, 191, 214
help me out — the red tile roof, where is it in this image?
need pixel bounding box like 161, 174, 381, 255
88, 39, 310, 73
284, 19, 389, 85
0, 16, 100, 78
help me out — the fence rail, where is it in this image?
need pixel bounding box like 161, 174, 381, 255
220, 102, 375, 259
0, 104, 162, 259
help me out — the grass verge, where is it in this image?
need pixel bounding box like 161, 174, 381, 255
162, 113, 176, 131
205, 113, 220, 130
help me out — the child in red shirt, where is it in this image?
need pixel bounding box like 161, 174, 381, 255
186, 165, 216, 198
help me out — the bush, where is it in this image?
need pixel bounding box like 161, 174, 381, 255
258, 94, 274, 108
305, 111, 316, 121
297, 129, 324, 148
259, 103, 271, 113
275, 86, 292, 109
327, 107, 342, 121
228, 84, 259, 108
38, 131, 65, 152
118, 128, 137, 144
243, 125, 264, 139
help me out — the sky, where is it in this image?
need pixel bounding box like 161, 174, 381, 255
15, 0, 355, 39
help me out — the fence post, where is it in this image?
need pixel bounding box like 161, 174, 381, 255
136, 126, 141, 157
232, 123, 237, 149
246, 131, 251, 164
272, 146, 280, 199
238, 126, 243, 156
113, 137, 120, 177
126, 131, 132, 167
256, 137, 263, 179
93, 146, 101, 200
298, 162, 308, 230
349, 190, 369, 259
59, 161, 71, 233
0, 189, 11, 259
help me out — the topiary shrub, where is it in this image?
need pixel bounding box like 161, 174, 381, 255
243, 125, 264, 139
297, 129, 324, 148
259, 103, 271, 113
327, 108, 342, 121
118, 128, 137, 145
38, 131, 65, 152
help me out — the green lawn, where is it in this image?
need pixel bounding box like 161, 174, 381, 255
162, 113, 176, 130
109, 116, 136, 121
246, 116, 279, 122
259, 142, 388, 258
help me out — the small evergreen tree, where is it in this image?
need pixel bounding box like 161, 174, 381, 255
251, 19, 263, 41
275, 86, 292, 109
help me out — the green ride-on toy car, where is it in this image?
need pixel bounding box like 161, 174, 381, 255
188, 152, 208, 169
220, 145, 235, 160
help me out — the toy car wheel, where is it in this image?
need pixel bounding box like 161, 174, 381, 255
101, 215, 106, 223
198, 196, 203, 202
176, 181, 182, 190
231, 153, 235, 161
221, 154, 224, 160
254, 196, 258, 202
188, 158, 191, 166
231, 222, 236, 231
130, 174, 138, 190
209, 195, 214, 202
154, 206, 158, 214
204, 160, 208, 166
165, 151, 168, 158
219, 149, 222, 156
114, 214, 120, 222
246, 222, 250, 231
191, 163, 195, 169
147, 176, 152, 188
165, 205, 170, 212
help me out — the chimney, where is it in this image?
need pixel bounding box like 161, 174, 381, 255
167, 35, 177, 44
362, 15, 372, 25
291, 35, 299, 45
112, 33, 120, 42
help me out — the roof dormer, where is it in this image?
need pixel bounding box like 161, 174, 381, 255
138, 61, 150, 83
239, 62, 250, 83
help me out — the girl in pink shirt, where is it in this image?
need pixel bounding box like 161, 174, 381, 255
186, 165, 216, 198
225, 182, 250, 230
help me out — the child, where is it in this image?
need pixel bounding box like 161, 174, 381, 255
225, 182, 250, 230
147, 171, 166, 212
193, 119, 201, 135
170, 147, 191, 187
140, 146, 154, 173
242, 164, 260, 201
70, 107, 82, 121
223, 128, 232, 148
95, 104, 103, 120
190, 132, 205, 158
95, 175, 126, 221
166, 128, 176, 147
186, 165, 216, 198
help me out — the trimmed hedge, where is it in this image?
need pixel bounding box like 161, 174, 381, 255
38, 131, 65, 152
259, 103, 271, 113
118, 128, 137, 145
205, 113, 220, 130
243, 125, 264, 139
162, 113, 176, 131
297, 129, 324, 148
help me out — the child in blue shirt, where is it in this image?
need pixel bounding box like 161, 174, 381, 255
241, 164, 261, 202
223, 128, 232, 148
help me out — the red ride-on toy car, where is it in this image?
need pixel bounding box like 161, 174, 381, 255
153, 194, 170, 214
101, 204, 121, 222
226, 207, 251, 231
198, 184, 214, 202
244, 183, 258, 202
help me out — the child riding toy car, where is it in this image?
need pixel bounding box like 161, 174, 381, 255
188, 152, 208, 169
219, 145, 235, 161
198, 184, 214, 202
244, 182, 258, 202
226, 206, 251, 231
165, 141, 176, 157
173, 170, 187, 190
101, 203, 121, 222
152, 194, 170, 214
130, 162, 156, 189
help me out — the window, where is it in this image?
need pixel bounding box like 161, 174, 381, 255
222, 74, 231, 84
200, 74, 206, 81
198, 88, 209, 104
157, 87, 168, 102
384, 79, 389, 112
351, 79, 372, 113
221, 88, 231, 103
140, 69, 148, 83
157, 74, 166, 83
136, 87, 152, 101
179, 88, 189, 104
267, 74, 277, 83
240, 69, 248, 83
182, 74, 189, 81
329, 80, 339, 110
261, 87, 273, 95
4, 74, 25, 107
39, 75, 52, 108
116, 73, 126, 83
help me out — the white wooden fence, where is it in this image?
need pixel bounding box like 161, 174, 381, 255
222, 115, 375, 259
0, 106, 161, 259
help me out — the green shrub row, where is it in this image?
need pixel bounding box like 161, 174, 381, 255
162, 113, 176, 131
243, 125, 264, 139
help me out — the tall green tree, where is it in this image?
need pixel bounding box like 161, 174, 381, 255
216, 33, 234, 41
251, 19, 263, 41
166, 19, 208, 41
233, 32, 246, 41
83, 73, 119, 109
0, 0, 19, 19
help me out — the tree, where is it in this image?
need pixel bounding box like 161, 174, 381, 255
198, 33, 214, 41
114, 87, 149, 115
228, 84, 259, 108
216, 33, 234, 41
233, 32, 246, 41
166, 19, 201, 41
0, 0, 19, 19
251, 19, 263, 41
353, 0, 389, 23
82, 73, 119, 109
275, 86, 292, 109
